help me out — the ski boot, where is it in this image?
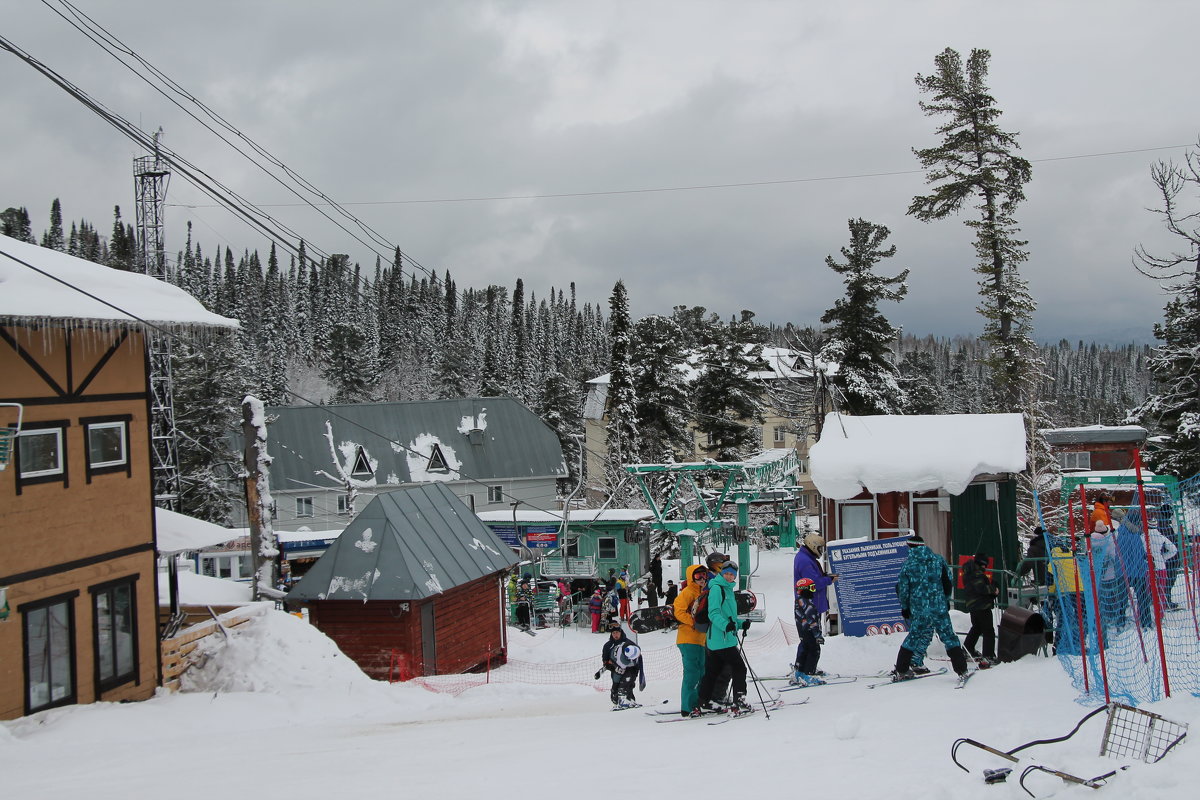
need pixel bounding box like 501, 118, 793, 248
729, 695, 754, 716
792, 672, 825, 687
690, 701, 720, 718
911, 665, 931, 676
891, 646, 916, 681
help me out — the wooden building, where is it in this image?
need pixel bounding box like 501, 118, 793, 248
0, 233, 236, 720
810, 413, 1028, 576
285, 483, 517, 680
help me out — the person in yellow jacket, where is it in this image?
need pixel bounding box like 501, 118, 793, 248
672, 564, 709, 717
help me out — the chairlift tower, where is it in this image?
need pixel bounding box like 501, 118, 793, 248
134, 128, 181, 510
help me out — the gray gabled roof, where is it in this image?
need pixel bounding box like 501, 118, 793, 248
286, 483, 517, 602
261, 396, 568, 492
1041, 425, 1148, 447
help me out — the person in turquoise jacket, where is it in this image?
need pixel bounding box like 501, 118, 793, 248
691, 562, 752, 715
891, 534, 969, 680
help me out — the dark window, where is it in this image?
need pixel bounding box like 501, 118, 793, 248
296, 497, 314, 518
18, 428, 63, 478
598, 537, 618, 560
92, 579, 138, 692
428, 444, 449, 472
488, 485, 504, 503
350, 446, 373, 477
22, 593, 77, 714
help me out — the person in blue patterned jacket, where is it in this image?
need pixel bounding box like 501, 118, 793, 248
891, 534, 969, 680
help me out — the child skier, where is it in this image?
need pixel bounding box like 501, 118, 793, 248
598, 622, 646, 708
791, 578, 825, 686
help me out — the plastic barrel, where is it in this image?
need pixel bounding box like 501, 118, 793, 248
997, 606, 1046, 663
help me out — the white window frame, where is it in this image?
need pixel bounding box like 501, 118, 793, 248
18, 428, 64, 479
773, 425, 787, 444
295, 496, 314, 518
487, 485, 504, 503
337, 494, 351, 515
86, 421, 128, 469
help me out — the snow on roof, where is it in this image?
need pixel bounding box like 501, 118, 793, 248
1041, 424, 1148, 446
810, 413, 1027, 499
155, 508, 241, 555
586, 346, 819, 386
156, 571, 254, 605
0, 233, 238, 330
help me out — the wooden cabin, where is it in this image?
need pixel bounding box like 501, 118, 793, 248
0, 233, 236, 720
285, 483, 517, 680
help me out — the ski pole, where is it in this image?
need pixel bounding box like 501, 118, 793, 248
737, 630, 772, 720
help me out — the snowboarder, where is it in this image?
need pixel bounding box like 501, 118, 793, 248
692, 562, 752, 716
891, 534, 969, 681
791, 578, 825, 685
599, 622, 645, 708
673, 564, 709, 717
962, 551, 998, 667
664, 580, 678, 606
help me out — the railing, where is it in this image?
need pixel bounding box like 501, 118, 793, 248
159, 604, 262, 690
538, 556, 596, 577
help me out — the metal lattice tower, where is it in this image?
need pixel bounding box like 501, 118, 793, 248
134, 129, 181, 510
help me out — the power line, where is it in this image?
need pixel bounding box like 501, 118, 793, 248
167, 144, 1194, 209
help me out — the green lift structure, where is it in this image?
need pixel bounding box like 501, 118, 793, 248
624, 449, 805, 590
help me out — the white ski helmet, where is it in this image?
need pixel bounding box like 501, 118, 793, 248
621, 644, 641, 664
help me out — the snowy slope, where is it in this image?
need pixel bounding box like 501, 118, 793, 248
2, 548, 1195, 799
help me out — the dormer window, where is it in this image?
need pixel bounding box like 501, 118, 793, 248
350, 446, 373, 478
427, 443, 449, 472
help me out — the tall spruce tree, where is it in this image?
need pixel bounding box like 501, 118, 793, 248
603, 280, 640, 502
908, 47, 1037, 414
693, 313, 765, 461
632, 314, 693, 462
1130, 142, 1200, 478
42, 198, 66, 252
817, 218, 909, 415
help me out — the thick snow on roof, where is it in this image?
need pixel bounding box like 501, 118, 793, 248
155, 508, 241, 554
0, 233, 237, 330
810, 413, 1027, 499
156, 571, 253, 605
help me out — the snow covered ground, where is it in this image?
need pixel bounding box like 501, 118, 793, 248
4, 548, 1196, 799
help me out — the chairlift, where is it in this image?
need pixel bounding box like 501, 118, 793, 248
0, 403, 23, 471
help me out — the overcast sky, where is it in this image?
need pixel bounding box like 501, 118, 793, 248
3, 1, 1197, 343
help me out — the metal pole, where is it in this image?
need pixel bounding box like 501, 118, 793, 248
1133, 448, 1171, 697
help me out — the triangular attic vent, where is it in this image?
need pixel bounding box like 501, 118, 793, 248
351, 446, 374, 477
427, 443, 449, 472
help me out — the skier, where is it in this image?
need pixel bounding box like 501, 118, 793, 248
673, 564, 709, 717
793, 532, 837, 629
791, 578, 825, 686
599, 622, 645, 708
961, 551, 998, 667
692, 561, 752, 716
891, 534, 970, 682
649, 555, 664, 596
617, 576, 631, 620
514, 576, 535, 631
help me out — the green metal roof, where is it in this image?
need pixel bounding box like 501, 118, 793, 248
286, 483, 518, 602
259, 397, 568, 491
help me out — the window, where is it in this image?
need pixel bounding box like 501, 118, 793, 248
350, 446, 373, 478
773, 426, 787, 444
295, 496, 314, 518
563, 537, 579, 557
18, 427, 64, 479
839, 502, 875, 539
84, 416, 130, 479
427, 444, 449, 472
337, 494, 351, 515
488, 485, 504, 503
22, 593, 77, 714
598, 537, 618, 560
1058, 451, 1091, 470
92, 579, 137, 692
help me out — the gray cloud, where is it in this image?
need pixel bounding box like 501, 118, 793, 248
2, 1, 1196, 343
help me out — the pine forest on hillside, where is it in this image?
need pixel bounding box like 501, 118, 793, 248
2, 198, 1158, 523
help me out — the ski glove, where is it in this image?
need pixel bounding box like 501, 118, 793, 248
725, 621, 736, 633
816, 636, 825, 645
741, 619, 751, 631
594, 670, 603, 680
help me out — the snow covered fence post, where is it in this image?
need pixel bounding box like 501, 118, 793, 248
242, 395, 280, 602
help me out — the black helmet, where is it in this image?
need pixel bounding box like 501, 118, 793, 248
705, 551, 731, 570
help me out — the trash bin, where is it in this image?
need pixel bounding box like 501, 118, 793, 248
998, 606, 1046, 663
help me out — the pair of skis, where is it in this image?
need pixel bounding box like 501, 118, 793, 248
649, 696, 810, 724
864, 667, 977, 689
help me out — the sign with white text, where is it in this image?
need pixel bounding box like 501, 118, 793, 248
827, 537, 911, 637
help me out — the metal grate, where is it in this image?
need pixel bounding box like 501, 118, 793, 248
1101, 703, 1188, 763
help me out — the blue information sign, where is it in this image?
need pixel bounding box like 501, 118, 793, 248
827, 536, 911, 637
489, 524, 519, 548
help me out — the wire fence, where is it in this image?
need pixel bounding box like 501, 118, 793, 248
408, 619, 796, 697
1038, 477, 1200, 704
